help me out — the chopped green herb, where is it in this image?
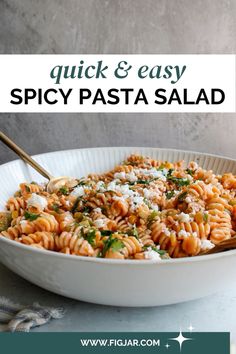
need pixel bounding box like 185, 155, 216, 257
96, 250, 102, 258
229, 200, 236, 206
83, 206, 92, 214
59, 186, 69, 195
52, 203, 60, 213
85, 229, 96, 246
101, 230, 114, 236
30, 181, 37, 185
178, 191, 188, 201
147, 210, 159, 224
77, 179, 87, 186
167, 168, 174, 177
128, 225, 139, 239
203, 213, 208, 222
110, 239, 124, 252
157, 164, 165, 170
101, 206, 107, 214
129, 179, 149, 185
166, 190, 175, 199
25, 185, 31, 192
102, 237, 124, 256
168, 176, 190, 187
71, 197, 82, 213
143, 245, 166, 256
25, 211, 40, 221
185, 168, 195, 177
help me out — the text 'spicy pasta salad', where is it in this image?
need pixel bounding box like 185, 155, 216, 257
0, 154, 236, 260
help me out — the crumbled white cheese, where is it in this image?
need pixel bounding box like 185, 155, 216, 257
93, 208, 102, 213
143, 188, 156, 199
201, 239, 215, 251
178, 212, 191, 223
63, 212, 74, 223
185, 196, 192, 204
130, 196, 144, 211
134, 168, 166, 181
178, 230, 190, 238
114, 172, 126, 180
107, 181, 117, 191
163, 228, 171, 236
119, 184, 134, 197
27, 193, 47, 211
94, 219, 106, 228
70, 186, 85, 198
96, 181, 106, 192
126, 172, 138, 182
150, 203, 159, 211
19, 219, 27, 225
114, 171, 138, 183
192, 232, 198, 238
144, 247, 162, 261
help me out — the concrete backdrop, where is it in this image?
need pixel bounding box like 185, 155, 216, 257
0, 0, 236, 164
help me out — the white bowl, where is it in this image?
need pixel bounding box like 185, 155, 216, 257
0, 147, 236, 307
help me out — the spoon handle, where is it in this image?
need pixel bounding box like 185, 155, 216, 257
0, 131, 53, 181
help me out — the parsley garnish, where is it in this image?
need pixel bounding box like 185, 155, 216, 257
101, 230, 114, 236
59, 186, 69, 195
178, 191, 188, 201
77, 179, 87, 186
147, 210, 159, 224
102, 237, 124, 257
129, 179, 150, 185
52, 203, 60, 213
83, 206, 92, 214
24, 211, 40, 221
203, 213, 208, 222
71, 197, 83, 213
85, 229, 96, 246
143, 245, 166, 256
128, 225, 139, 239
167, 169, 174, 177
168, 176, 190, 187
25, 185, 31, 192
157, 164, 165, 170
166, 190, 175, 199
185, 168, 195, 177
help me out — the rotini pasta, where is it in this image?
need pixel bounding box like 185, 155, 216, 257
0, 154, 236, 260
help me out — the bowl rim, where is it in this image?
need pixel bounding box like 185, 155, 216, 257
1, 234, 236, 265
0, 146, 236, 266
1, 146, 236, 171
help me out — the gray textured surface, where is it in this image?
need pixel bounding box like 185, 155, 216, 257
0, 0, 236, 163
0, 113, 236, 164
1, 262, 236, 338
0, 0, 236, 334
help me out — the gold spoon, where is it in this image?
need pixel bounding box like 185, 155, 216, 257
0, 131, 75, 193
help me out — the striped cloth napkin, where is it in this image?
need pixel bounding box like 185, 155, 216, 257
0, 297, 65, 332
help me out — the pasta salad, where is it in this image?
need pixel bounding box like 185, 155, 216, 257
0, 154, 236, 260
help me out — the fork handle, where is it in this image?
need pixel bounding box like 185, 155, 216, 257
0, 131, 53, 180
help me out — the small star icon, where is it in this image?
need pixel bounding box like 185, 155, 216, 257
165, 343, 170, 349
169, 331, 192, 351
188, 324, 194, 332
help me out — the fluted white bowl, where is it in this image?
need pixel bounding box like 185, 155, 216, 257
0, 147, 236, 307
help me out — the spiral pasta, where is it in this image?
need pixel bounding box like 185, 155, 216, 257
1, 154, 236, 260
